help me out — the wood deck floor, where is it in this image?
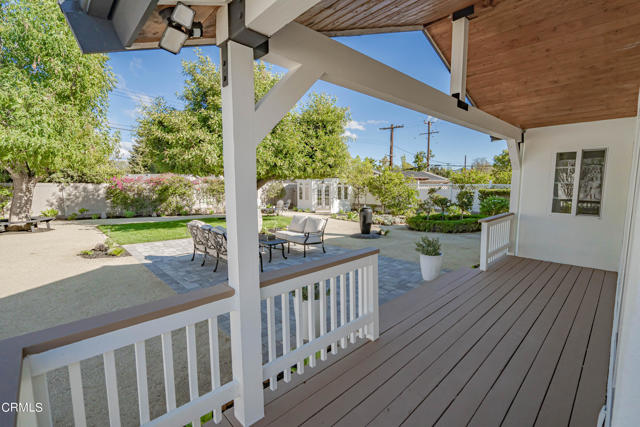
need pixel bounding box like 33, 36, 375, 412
220, 256, 617, 427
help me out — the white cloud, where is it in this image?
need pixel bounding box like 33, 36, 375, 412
346, 120, 365, 131
129, 57, 143, 73
118, 140, 135, 159
342, 130, 357, 140
427, 115, 439, 123
366, 119, 388, 125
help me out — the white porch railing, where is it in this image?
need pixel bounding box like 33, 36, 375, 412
260, 250, 379, 390
17, 287, 237, 427
2, 248, 379, 427
479, 212, 515, 271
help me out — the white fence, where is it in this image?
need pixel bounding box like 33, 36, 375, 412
479, 212, 515, 271
1, 182, 224, 218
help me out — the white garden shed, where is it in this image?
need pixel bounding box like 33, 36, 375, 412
295, 178, 350, 213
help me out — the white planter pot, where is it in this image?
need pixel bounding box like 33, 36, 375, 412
294, 298, 321, 341
420, 254, 443, 281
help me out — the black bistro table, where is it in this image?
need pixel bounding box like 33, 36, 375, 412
259, 237, 288, 263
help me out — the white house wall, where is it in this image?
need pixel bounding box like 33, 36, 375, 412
516, 117, 636, 271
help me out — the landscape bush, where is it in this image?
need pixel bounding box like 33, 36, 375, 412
407, 213, 483, 233
0, 187, 12, 217
40, 208, 59, 218
480, 196, 510, 217
107, 174, 199, 217
478, 188, 511, 202
155, 175, 195, 216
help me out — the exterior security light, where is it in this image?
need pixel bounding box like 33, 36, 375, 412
159, 25, 189, 55
190, 22, 203, 39
171, 2, 195, 30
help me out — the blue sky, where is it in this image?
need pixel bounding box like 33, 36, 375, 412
107, 31, 506, 169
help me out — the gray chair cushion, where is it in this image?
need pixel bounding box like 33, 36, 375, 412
304, 216, 326, 234
288, 215, 307, 232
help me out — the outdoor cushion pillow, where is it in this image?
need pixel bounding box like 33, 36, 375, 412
304, 216, 325, 234
288, 215, 307, 232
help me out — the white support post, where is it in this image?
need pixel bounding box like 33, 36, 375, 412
222, 40, 265, 426
479, 222, 489, 271
16, 359, 38, 427
367, 257, 380, 341
450, 16, 469, 100
506, 138, 522, 255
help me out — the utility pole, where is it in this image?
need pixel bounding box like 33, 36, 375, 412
419, 119, 439, 169
464, 155, 467, 170
379, 124, 404, 168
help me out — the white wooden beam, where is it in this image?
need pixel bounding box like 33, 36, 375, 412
254, 65, 323, 144
506, 138, 521, 171
245, 0, 322, 37
450, 17, 469, 100
221, 41, 264, 426
111, 0, 158, 47
264, 23, 522, 141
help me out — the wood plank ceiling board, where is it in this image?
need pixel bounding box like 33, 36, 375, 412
297, 0, 476, 32
426, 0, 640, 129
134, 5, 218, 45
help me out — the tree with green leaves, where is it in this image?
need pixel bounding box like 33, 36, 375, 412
413, 150, 434, 171
341, 156, 374, 208
455, 185, 474, 218
0, 0, 118, 222
448, 168, 493, 184
367, 169, 418, 215
132, 52, 350, 188
492, 149, 512, 184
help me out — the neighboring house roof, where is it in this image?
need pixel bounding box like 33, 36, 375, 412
401, 170, 449, 182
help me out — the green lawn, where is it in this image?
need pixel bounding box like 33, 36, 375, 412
98, 216, 292, 245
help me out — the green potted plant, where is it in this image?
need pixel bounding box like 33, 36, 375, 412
416, 236, 443, 281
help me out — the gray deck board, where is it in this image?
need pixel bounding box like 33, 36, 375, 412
222, 256, 616, 427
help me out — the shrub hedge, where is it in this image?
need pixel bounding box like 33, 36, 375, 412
407, 214, 484, 233
477, 188, 510, 202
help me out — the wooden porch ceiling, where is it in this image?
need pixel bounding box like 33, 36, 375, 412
134, 0, 640, 129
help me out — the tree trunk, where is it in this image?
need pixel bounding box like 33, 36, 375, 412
9, 173, 38, 222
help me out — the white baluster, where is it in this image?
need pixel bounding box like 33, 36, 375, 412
103, 351, 121, 427
294, 288, 304, 374
368, 258, 380, 340
281, 293, 291, 383
330, 277, 337, 355
186, 324, 200, 427
319, 279, 327, 361
266, 296, 277, 390
307, 284, 316, 368
32, 373, 52, 427
68, 362, 87, 427
349, 270, 356, 344
357, 269, 364, 339
134, 341, 150, 424
161, 332, 176, 413
340, 274, 347, 349
208, 317, 221, 423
